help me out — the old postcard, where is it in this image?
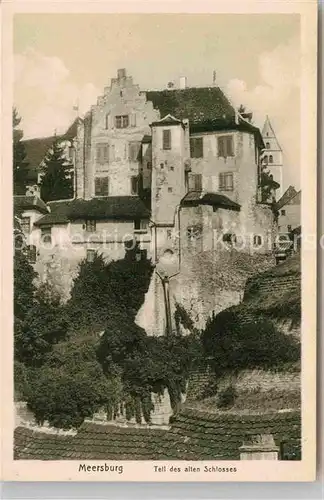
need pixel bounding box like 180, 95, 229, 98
1, 0, 317, 482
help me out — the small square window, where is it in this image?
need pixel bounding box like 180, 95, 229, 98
87, 249, 95, 263
281, 209, 286, 216
20, 217, 31, 233
168, 187, 173, 193
85, 220, 96, 232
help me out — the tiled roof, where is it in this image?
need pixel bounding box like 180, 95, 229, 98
14, 195, 49, 215
14, 408, 301, 460
146, 87, 264, 147
181, 191, 241, 211
34, 197, 151, 226
275, 186, 299, 211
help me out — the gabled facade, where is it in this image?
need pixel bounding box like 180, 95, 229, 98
261, 116, 284, 199
275, 186, 301, 234
23, 69, 278, 304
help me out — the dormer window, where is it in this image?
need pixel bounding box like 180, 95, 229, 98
162, 129, 171, 150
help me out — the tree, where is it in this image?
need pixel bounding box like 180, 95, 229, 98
13, 108, 29, 195
26, 332, 122, 429
39, 139, 73, 202
202, 309, 300, 375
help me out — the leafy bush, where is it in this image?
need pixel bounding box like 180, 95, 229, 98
26, 333, 122, 429
202, 309, 300, 375
15, 285, 69, 368
217, 385, 237, 409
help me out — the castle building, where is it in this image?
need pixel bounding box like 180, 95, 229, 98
260, 116, 284, 199
16, 69, 279, 302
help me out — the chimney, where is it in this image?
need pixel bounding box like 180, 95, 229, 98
117, 68, 127, 80
179, 76, 187, 89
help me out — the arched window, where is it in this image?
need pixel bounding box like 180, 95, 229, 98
263, 155, 268, 164
269, 155, 273, 163
266, 142, 270, 149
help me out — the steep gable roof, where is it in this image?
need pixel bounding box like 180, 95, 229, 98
146, 87, 264, 147
262, 115, 282, 151
275, 186, 300, 211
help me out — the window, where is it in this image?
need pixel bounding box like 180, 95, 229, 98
187, 224, 202, 241
96, 143, 110, 164
218, 135, 234, 157
169, 166, 174, 171
188, 173, 202, 192
41, 226, 52, 245
263, 155, 268, 164
253, 235, 263, 246
85, 220, 96, 232
87, 249, 95, 263
115, 115, 129, 128
266, 142, 270, 149
167, 229, 172, 239
27, 245, 36, 264
281, 209, 286, 216
190, 137, 204, 158
222, 233, 236, 245
219, 172, 234, 191
128, 142, 141, 162
134, 220, 148, 232
95, 176, 109, 196
269, 155, 273, 163
20, 216, 30, 233
105, 114, 110, 129
131, 176, 139, 195
287, 225, 292, 232
147, 162, 152, 169
168, 187, 173, 193
162, 129, 171, 150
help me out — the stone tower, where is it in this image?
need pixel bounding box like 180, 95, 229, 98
261, 116, 284, 199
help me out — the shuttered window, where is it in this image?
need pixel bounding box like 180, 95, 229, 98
128, 142, 141, 162
217, 135, 234, 157
190, 137, 204, 158
219, 172, 234, 191
96, 143, 110, 164
188, 173, 203, 192
95, 177, 109, 196
162, 129, 171, 150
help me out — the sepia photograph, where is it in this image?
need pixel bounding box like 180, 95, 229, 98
1, 1, 317, 483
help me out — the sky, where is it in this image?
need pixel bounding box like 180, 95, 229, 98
14, 13, 301, 190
